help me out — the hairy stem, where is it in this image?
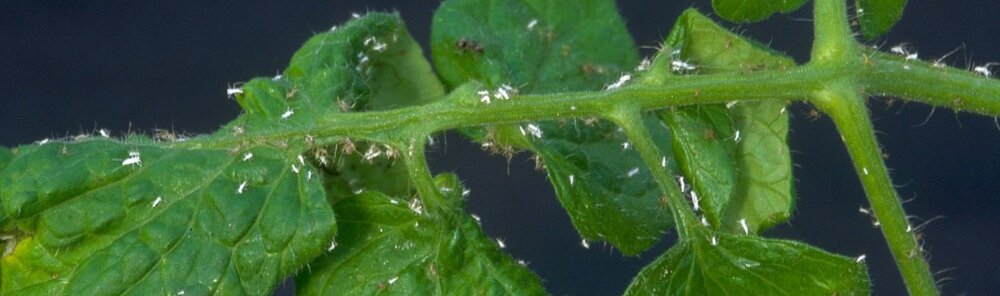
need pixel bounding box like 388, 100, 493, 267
867, 52, 1000, 116
401, 137, 452, 214
608, 104, 698, 239
187, 68, 830, 150
811, 84, 939, 296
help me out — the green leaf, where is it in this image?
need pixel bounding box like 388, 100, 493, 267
0, 12, 447, 295
856, 0, 907, 39
0, 140, 335, 295
657, 106, 737, 228
710, 0, 808, 23
659, 9, 795, 233
624, 228, 871, 295
297, 174, 546, 295
433, 0, 673, 254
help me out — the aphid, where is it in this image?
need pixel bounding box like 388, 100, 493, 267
237, 181, 248, 194
455, 37, 484, 54
36, 138, 50, 145
527, 19, 538, 30
517, 259, 528, 266
739, 218, 750, 235
298, 154, 306, 166
581, 239, 591, 249
569, 175, 575, 186
496, 238, 506, 249
122, 151, 142, 167
733, 130, 741, 143
152, 196, 163, 208
621, 141, 631, 150
701, 216, 710, 226
636, 58, 652, 72
291, 164, 300, 174
99, 129, 110, 138
627, 167, 640, 178
387, 277, 398, 285
307, 170, 313, 180
327, 240, 337, 251
711, 236, 718, 246
281, 108, 294, 120
855, 254, 867, 263
863, 167, 869, 175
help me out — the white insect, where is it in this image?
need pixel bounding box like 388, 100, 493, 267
226, 86, 243, 98
237, 181, 248, 194
636, 58, 652, 72
527, 19, 538, 30
605, 73, 632, 90
733, 130, 742, 143
496, 238, 506, 249
581, 239, 591, 249
388, 277, 398, 285
678, 176, 688, 192
298, 154, 306, 166
478, 90, 492, 104
621, 141, 631, 150
291, 164, 300, 174
517, 259, 528, 266
701, 216, 710, 226
661, 156, 667, 168
856, 254, 867, 263
627, 167, 640, 178
711, 236, 718, 246
670, 60, 696, 72
725, 101, 739, 109
37, 138, 50, 145
242, 152, 253, 162
973, 63, 997, 77
859, 207, 871, 215
569, 175, 575, 186
152, 196, 163, 208
863, 167, 869, 175
99, 129, 110, 138
739, 218, 750, 235
363, 146, 382, 160
691, 191, 700, 211
525, 123, 543, 139
281, 108, 294, 120
122, 151, 142, 167
327, 240, 337, 251
351, 12, 361, 19
462, 189, 471, 197
409, 198, 423, 215
307, 170, 314, 180
470, 213, 481, 224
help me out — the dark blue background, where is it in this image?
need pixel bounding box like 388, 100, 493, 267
2, 1, 998, 295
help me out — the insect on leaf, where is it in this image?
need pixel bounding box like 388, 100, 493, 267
658, 9, 796, 234
432, 0, 674, 255
297, 174, 546, 295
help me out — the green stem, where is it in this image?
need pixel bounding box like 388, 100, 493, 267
811, 0, 859, 66
811, 85, 939, 296
867, 52, 1000, 116
400, 137, 452, 214
607, 104, 698, 239
185, 67, 830, 150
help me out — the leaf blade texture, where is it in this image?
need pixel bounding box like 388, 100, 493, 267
710, 0, 808, 23
431, 0, 673, 255
296, 174, 546, 295
625, 229, 871, 295
0, 12, 445, 295
659, 9, 796, 233
856, 0, 907, 39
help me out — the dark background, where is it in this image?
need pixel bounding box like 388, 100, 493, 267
2, 1, 998, 295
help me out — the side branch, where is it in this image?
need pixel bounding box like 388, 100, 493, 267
866, 52, 1000, 116
811, 84, 939, 296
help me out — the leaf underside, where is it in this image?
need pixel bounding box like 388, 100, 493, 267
0, 13, 447, 295
856, 0, 907, 39
297, 174, 545, 295
432, 0, 673, 255
658, 9, 796, 234
710, 0, 808, 23
625, 229, 871, 295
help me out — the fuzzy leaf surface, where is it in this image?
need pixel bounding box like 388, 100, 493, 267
0, 140, 334, 296
856, 0, 907, 39
432, 0, 673, 255
710, 0, 808, 23
625, 229, 871, 295
297, 174, 546, 295
0, 12, 445, 295
659, 9, 795, 233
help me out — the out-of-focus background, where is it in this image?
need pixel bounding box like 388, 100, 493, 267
2, 1, 998, 295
